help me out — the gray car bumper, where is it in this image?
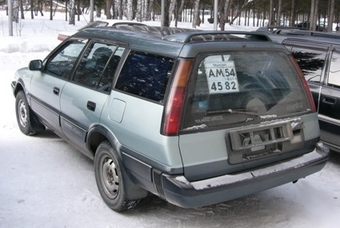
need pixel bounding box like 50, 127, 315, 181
161, 142, 329, 208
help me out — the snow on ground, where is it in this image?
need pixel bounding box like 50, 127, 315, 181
0, 10, 340, 228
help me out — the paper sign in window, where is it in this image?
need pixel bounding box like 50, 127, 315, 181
205, 61, 240, 94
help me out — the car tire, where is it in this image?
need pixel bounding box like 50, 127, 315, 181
94, 141, 140, 212
15, 91, 37, 135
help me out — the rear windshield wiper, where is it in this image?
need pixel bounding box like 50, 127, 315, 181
207, 108, 260, 116
206, 109, 260, 123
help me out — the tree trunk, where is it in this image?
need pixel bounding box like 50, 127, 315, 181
65, 0, 68, 21
169, 0, 176, 23
229, 0, 252, 25
277, 0, 282, 26
310, 0, 316, 30
19, 0, 24, 19
219, 0, 230, 30
118, 0, 123, 20
30, 0, 34, 19
163, 0, 170, 27
192, 0, 200, 28
178, 0, 184, 21
77, 0, 81, 21
290, 0, 295, 27
136, 0, 142, 21
69, 0, 76, 25
328, 0, 335, 31
50, 0, 53, 20
106, 0, 112, 19
268, 0, 274, 26
127, 0, 133, 20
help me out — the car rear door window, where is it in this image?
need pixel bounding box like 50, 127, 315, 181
115, 52, 174, 102
72, 42, 124, 93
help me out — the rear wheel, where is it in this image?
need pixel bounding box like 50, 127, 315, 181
15, 91, 36, 135
94, 141, 140, 212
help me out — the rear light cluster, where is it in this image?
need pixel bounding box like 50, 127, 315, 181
161, 60, 193, 136
290, 55, 316, 112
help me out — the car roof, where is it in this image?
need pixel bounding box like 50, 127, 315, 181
73, 26, 289, 58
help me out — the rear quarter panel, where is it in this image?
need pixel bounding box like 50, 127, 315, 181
100, 91, 183, 172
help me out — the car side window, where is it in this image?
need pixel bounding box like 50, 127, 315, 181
115, 52, 174, 102
284, 44, 326, 82
45, 40, 87, 79
328, 50, 340, 87
73, 42, 124, 93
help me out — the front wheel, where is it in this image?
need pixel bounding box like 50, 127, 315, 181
15, 91, 36, 135
94, 141, 140, 212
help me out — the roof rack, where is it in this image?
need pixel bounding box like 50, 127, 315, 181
83, 26, 271, 44
162, 31, 271, 43
102, 25, 202, 37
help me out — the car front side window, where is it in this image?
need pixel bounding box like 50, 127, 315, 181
45, 39, 87, 79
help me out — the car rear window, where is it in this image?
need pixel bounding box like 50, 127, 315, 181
181, 51, 312, 131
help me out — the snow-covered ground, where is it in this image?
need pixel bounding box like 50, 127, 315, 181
1, 10, 340, 228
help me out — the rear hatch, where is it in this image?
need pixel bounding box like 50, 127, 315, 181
178, 47, 319, 181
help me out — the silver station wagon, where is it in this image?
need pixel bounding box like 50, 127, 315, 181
12, 26, 329, 212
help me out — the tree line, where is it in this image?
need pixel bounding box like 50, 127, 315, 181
6, 0, 340, 31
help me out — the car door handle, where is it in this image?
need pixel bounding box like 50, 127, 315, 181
322, 96, 336, 105
53, 87, 60, 95
87, 101, 96, 112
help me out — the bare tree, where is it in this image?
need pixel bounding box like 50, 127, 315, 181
229, 0, 253, 25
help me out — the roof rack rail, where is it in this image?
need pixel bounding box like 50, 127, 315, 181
162, 31, 271, 43
103, 25, 202, 37
257, 26, 340, 39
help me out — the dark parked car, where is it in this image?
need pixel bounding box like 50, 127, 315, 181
262, 28, 340, 153
12, 26, 329, 212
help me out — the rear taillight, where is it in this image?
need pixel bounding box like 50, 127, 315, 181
162, 60, 193, 136
290, 55, 316, 112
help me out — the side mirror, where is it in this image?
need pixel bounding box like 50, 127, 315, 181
29, 60, 43, 71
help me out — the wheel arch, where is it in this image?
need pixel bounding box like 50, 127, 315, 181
87, 124, 122, 158
88, 124, 149, 200
13, 79, 26, 97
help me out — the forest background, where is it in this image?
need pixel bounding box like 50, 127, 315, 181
1, 0, 340, 32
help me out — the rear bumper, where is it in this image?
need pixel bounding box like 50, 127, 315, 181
160, 142, 329, 208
